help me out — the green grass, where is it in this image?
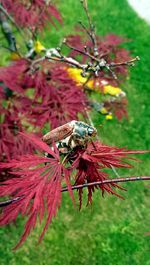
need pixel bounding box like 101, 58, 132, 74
0, 0, 150, 264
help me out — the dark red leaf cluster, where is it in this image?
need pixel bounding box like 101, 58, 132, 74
0, 59, 30, 93
0, 59, 87, 178
0, 59, 87, 129
0, 133, 74, 249
1, 0, 62, 30
70, 140, 146, 206
0, 133, 147, 249
0, 106, 36, 171
0, 83, 7, 100
29, 66, 87, 129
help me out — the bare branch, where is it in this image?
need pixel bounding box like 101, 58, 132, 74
0, 197, 21, 207
64, 40, 99, 62
110, 56, 140, 67
61, 176, 150, 192
0, 176, 150, 208
29, 41, 139, 79
80, 0, 98, 56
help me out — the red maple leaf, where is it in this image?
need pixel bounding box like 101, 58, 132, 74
0, 133, 74, 249
0, 133, 148, 249
0, 59, 30, 93
1, 0, 62, 30
0, 106, 36, 163
70, 141, 147, 207
29, 66, 87, 129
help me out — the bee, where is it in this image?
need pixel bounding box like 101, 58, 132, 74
42, 120, 97, 154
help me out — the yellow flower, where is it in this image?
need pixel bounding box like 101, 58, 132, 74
34, 41, 45, 53
106, 113, 113, 120
100, 107, 108, 115
66, 68, 95, 90
103, 85, 122, 96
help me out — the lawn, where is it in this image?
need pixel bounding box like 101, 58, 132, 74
0, 0, 150, 264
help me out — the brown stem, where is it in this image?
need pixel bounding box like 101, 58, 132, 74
110, 56, 140, 67
61, 176, 150, 192
64, 41, 99, 62
0, 176, 150, 207
51, 56, 84, 68
80, 0, 98, 56
78, 21, 92, 44
0, 196, 21, 207
29, 54, 85, 74
29, 56, 46, 73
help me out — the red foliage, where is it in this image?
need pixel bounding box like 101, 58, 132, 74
29, 66, 87, 129
0, 0, 147, 250
0, 123, 14, 161
0, 106, 36, 163
0, 133, 147, 249
12, 95, 33, 117
0, 60, 30, 93
0, 59, 87, 129
1, 0, 62, 30
70, 141, 146, 207
0, 133, 74, 249
0, 84, 7, 100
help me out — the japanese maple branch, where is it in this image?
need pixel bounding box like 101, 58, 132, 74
29, 48, 139, 78
0, 3, 27, 46
0, 1, 140, 79
0, 176, 150, 208
64, 40, 99, 62
23, 0, 139, 77
80, 0, 98, 56
110, 56, 140, 67
62, 176, 150, 192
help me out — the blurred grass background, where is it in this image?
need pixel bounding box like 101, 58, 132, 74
0, 0, 150, 264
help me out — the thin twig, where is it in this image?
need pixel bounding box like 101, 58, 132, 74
78, 20, 92, 41
0, 176, 150, 208
50, 56, 85, 68
0, 3, 28, 46
61, 176, 150, 192
0, 197, 21, 207
30, 45, 139, 78
64, 41, 99, 62
110, 56, 140, 67
80, 0, 98, 56
83, 72, 92, 87
29, 56, 46, 72
30, 53, 86, 73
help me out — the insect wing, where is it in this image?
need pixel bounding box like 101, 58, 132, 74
42, 123, 74, 144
